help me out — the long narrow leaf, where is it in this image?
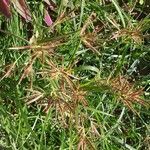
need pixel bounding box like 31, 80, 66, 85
111, 0, 126, 27
12, 0, 31, 21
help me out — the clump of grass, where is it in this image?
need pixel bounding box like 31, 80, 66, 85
0, 0, 149, 149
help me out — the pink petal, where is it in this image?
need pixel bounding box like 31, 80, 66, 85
3, 0, 9, 5
44, 9, 53, 26
0, 0, 11, 18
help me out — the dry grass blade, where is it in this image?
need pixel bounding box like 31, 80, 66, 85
80, 12, 101, 55
81, 34, 101, 55
12, 0, 31, 22
25, 89, 44, 105
8, 39, 64, 51
18, 52, 38, 84
78, 128, 96, 150
1, 63, 16, 81
80, 12, 96, 36
90, 121, 100, 137
26, 93, 44, 105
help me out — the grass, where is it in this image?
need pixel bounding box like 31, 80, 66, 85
0, 0, 150, 149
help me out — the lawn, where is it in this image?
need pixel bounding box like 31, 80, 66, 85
0, 0, 150, 149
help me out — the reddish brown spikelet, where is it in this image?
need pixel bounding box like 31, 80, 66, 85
110, 76, 148, 112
